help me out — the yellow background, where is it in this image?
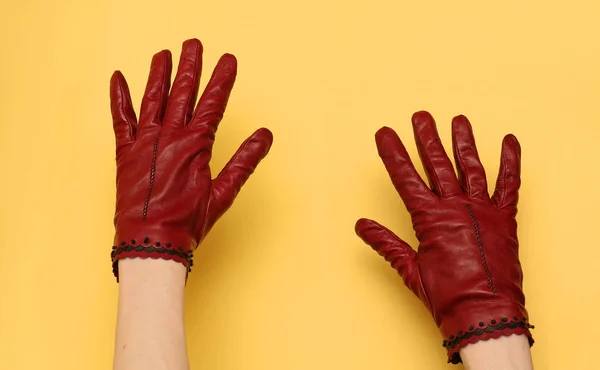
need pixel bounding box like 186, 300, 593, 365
0, 0, 598, 369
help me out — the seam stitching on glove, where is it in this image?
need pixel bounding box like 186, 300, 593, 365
142, 132, 162, 220
465, 203, 496, 293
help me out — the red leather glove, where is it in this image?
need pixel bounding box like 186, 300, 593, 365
109, 39, 273, 280
356, 111, 534, 364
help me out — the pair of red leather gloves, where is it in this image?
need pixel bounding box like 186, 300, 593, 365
109, 38, 533, 364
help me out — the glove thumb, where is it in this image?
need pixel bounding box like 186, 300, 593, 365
355, 218, 423, 297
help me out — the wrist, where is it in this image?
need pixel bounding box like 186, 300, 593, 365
115, 259, 187, 338
114, 258, 188, 369
117, 258, 187, 290
461, 334, 534, 370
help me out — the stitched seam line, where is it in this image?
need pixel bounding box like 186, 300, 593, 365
465, 203, 496, 293
142, 132, 161, 220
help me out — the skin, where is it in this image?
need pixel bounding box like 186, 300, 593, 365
113, 259, 188, 370
462, 335, 534, 370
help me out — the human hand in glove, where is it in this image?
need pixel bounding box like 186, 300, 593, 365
109, 38, 273, 280
355, 111, 533, 364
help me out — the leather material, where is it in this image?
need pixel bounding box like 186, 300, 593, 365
109, 39, 273, 280
356, 111, 533, 364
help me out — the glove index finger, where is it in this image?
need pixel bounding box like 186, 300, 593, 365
492, 134, 522, 210
375, 126, 435, 206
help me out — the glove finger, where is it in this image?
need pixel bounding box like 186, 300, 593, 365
492, 134, 522, 210
355, 218, 418, 279
412, 111, 462, 198
163, 38, 203, 130
139, 49, 172, 131
205, 128, 273, 232
188, 53, 237, 136
375, 127, 434, 207
109, 71, 138, 147
451, 115, 489, 198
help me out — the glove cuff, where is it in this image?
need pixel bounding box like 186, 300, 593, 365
440, 305, 534, 364
442, 316, 534, 364
111, 232, 196, 282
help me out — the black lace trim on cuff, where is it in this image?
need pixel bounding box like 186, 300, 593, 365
442, 316, 535, 350
111, 237, 194, 277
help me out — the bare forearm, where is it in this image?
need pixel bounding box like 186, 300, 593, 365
461, 334, 533, 370
113, 258, 189, 370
